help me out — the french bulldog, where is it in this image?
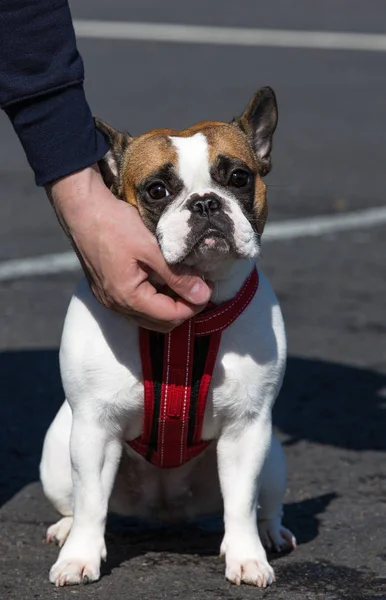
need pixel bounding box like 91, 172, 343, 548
40, 86, 296, 588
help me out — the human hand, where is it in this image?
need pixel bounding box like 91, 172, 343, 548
46, 165, 212, 332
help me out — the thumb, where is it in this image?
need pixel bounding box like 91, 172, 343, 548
146, 252, 212, 306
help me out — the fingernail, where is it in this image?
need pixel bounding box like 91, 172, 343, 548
188, 280, 211, 304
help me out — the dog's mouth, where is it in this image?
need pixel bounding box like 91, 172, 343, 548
194, 229, 230, 254
179, 227, 233, 265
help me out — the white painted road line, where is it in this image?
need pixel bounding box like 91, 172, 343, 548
74, 20, 386, 53
1, 206, 386, 282
265, 206, 386, 240
0, 252, 79, 282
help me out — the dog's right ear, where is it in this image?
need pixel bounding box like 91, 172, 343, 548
232, 87, 278, 177
95, 118, 132, 196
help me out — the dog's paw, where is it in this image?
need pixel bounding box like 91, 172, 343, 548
258, 518, 297, 553
220, 535, 275, 587
46, 517, 73, 547
49, 535, 106, 587
225, 556, 275, 587
49, 558, 100, 586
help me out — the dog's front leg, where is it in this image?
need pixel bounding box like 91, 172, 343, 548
217, 415, 274, 587
49, 412, 122, 587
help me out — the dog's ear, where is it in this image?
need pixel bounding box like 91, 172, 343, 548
95, 118, 132, 196
233, 87, 278, 177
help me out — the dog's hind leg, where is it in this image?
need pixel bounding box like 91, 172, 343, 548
257, 433, 296, 552
40, 400, 74, 546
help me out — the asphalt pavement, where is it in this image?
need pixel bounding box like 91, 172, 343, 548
1, 2, 386, 599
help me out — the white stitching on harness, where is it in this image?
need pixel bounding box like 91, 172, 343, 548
179, 319, 192, 465
196, 280, 258, 336
160, 332, 171, 467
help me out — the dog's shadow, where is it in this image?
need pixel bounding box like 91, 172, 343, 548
102, 490, 336, 575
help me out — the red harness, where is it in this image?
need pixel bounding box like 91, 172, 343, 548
127, 267, 259, 468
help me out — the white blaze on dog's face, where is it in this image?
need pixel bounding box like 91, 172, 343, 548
96, 87, 278, 275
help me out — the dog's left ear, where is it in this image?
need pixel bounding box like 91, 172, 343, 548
233, 87, 278, 177
95, 118, 132, 196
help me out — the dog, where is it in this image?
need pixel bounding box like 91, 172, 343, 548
40, 86, 296, 588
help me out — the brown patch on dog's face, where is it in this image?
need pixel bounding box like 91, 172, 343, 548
121, 135, 178, 209
254, 177, 268, 235
204, 123, 257, 171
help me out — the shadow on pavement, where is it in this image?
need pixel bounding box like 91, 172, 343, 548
283, 492, 337, 546
99, 490, 335, 575
275, 356, 386, 451
1, 347, 385, 510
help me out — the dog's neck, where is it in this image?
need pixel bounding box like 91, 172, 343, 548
200, 258, 257, 304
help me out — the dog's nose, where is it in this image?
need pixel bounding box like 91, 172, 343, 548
188, 194, 222, 216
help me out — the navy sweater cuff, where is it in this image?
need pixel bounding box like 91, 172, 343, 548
4, 84, 109, 186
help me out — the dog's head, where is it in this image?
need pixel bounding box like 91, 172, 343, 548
96, 86, 278, 276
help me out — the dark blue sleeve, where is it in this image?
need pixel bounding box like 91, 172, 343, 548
0, 0, 108, 185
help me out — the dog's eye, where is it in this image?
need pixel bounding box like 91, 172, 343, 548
147, 183, 169, 200
230, 169, 250, 188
